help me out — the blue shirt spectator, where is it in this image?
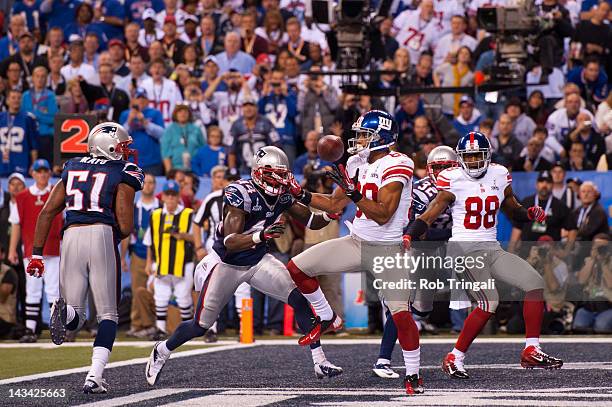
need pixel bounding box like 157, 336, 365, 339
259, 77, 298, 149
11, 0, 43, 32
215, 32, 256, 74
98, 0, 127, 40
452, 96, 482, 135
40, 0, 81, 30
22, 73, 58, 139
293, 130, 331, 174
566, 61, 609, 105
120, 88, 165, 175
161, 105, 205, 172
0, 91, 39, 176
124, 0, 165, 23
191, 126, 227, 177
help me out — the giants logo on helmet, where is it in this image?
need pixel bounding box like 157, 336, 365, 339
377, 117, 393, 132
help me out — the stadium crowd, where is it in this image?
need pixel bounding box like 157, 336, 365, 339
0, 0, 611, 341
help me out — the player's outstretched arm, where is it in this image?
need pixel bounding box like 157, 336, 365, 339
501, 185, 546, 223
223, 206, 285, 252
404, 190, 455, 247
32, 181, 66, 254
286, 173, 351, 214
287, 202, 338, 230
115, 183, 137, 239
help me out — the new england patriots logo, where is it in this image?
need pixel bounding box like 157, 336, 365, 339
225, 186, 244, 207
123, 163, 144, 188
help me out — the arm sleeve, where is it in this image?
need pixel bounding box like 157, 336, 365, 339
223, 184, 251, 212
121, 162, 144, 191
381, 158, 414, 187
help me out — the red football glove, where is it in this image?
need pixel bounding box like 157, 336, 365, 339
527, 206, 546, 223
402, 234, 412, 251
261, 221, 286, 241
26, 255, 45, 278
327, 164, 362, 202
286, 173, 304, 198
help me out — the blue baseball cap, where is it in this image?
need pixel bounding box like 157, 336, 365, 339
32, 159, 50, 171
162, 180, 180, 194
134, 87, 148, 98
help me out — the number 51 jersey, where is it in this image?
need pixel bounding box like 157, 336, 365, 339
436, 163, 511, 242
61, 157, 144, 231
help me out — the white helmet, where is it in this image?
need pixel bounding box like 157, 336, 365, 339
88, 122, 136, 161
251, 146, 290, 196
426, 145, 458, 183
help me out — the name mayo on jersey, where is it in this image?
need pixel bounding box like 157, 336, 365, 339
347, 152, 414, 242
436, 164, 512, 242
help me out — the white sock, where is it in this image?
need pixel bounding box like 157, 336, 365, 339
87, 347, 110, 379
156, 320, 167, 332
525, 337, 540, 349
209, 321, 218, 334
311, 346, 326, 364
26, 320, 36, 332
451, 348, 465, 359
303, 288, 333, 320
157, 340, 171, 358
66, 305, 76, 324
402, 347, 420, 376
376, 358, 391, 366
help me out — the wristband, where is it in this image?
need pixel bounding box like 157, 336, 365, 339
31, 254, 43, 260
223, 233, 236, 246
252, 232, 262, 244
300, 190, 312, 206
322, 212, 333, 222
32, 247, 43, 256
348, 190, 363, 203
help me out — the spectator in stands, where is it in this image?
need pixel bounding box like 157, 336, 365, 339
565, 111, 606, 165
535, 0, 573, 79
60, 35, 97, 85
38, 27, 65, 65
120, 88, 165, 175
573, 233, 612, 334
228, 97, 281, 174
283, 54, 302, 93
160, 16, 187, 67
293, 130, 331, 175
566, 57, 609, 109
393, 48, 411, 83
298, 65, 339, 137
395, 93, 425, 143
192, 125, 226, 177
0, 15, 26, 61
494, 113, 523, 167
554, 83, 587, 110
142, 58, 183, 124
216, 31, 256, 74
139, 9, 164, 48
64, 3, 94, 41
433, 15, 477, 68
546, 92, 593, 157
79, 63, 130, 122
46, 54, 66, 96
83, 33, 101, 70
526, 90, 551, 127
94, 0, 127, 41
410, 52, 433, 86
4, 62, 28, 93
200, 55, 223, 93
125, 22, 149, 63
255, 9, 286, 56
181, 45, 204, 79
239, 12, 268, 59
493, 98, 537, 146
0, 90, 39, 177
108, 39, 130, 77
0, 249, 18, 339
595, 92, 612, 135
259, 69, 298, 164
573, 181, 608, 241
433, 46, 474, 119
564, 141, 596, 170
161, 104, 204, 172
59, 78, 89, 114
452, 95, 481, 135
525, 126, 557, 165
183, 80, 211, 133
377, 17, 399, 60
0, 32, 44, 87
550, 163, 579, 209
284, 17, 310, 64
196, 15, 224, 59
516, 136, 554, 172
183, 15, 199, 44
117, 54, 151, 96
571, 1, 611, 66
22, 66, 58, 164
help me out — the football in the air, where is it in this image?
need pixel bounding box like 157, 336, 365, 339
317, 135, 344, 162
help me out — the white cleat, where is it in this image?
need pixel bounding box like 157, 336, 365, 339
145, 341, 169, 386
83, 376, 109, 394
314, 359, 343, 379
372, 363, 400, 379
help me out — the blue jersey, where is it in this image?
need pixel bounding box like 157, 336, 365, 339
11, 0, 43, 31
410, 177, 452, 241
212, 179, 295, 266
258, 92, 298, 146
61, 156, 144, 233
0, 111, 39, 176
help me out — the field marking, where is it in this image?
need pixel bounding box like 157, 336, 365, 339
0, 343, 253, 385
1, 336, 611, 349
73, 388, 197, 407
391, 361, 612, 371
158, 393, 298, 407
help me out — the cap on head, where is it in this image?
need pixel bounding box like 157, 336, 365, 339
8, 172, 26, 185
537, 170, 552, 183
108, 38, 125, 49
134, 87, 148, 98
32, 159, 50, 171
204, 55, 219, 66
162, 180, 180, 194
459, 95, 474, 106
142, 8, 156, 20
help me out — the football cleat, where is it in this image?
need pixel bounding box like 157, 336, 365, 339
19, 328, 37, 343
145, 342, 169, 386
520, 345, 563, 370
404, 374, 424, 395
442, 352, 469, 379
83, 376, 108, 394
298, 313, 343, 346
203, 329, 218, 343
372, 363, 400, 379
50, 297, 67, 345
314, 360, 343, 379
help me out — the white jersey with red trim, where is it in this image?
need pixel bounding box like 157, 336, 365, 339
392, 9, 439, 63
346, 151, 414, 242
141, 77, 183, 124
436, 163, 512, 242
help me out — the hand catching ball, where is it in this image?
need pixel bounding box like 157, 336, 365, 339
317, 135, 344, 162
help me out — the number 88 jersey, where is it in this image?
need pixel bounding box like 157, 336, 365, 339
436, 163, 511, 242
347, 151, 414, 242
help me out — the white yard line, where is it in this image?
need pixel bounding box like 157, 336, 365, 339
72, 388, 198, 407
391, 361, 612, 370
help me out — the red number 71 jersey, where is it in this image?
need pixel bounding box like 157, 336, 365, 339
346, 151, 414, 242
436, 163, 512, 242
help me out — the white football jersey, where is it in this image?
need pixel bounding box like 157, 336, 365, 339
141, 77, 183, 124
392, 9, 439, 63
347, 151, 414, 242
208, 90, 250, 146
432, 0, 465, 35
436, 163, 512, 242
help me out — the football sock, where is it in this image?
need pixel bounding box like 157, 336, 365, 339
402, 348, 420, 376
287, 260, 320, 294
94, 320, 117, 351
157, 340, 171, 358
88, 347, 110, 379
523, 289, 544, 341
209, 321, 218, 334
379, 310, 397, 361
166, 320, 206, 351
156, 320, 167, 332
451, 348, 465, 359
455, 307, 492, 353
376, 358, 391, 366
303, 288, 333, 321
179, 304, 193, 321
287, 289, 322, 350
66, 304, 76, 325
391, 311, 419, 351
311, 346, 326, 364
156, 304, 168, 332
525, 337, 540, 349
25, 301, 40, 332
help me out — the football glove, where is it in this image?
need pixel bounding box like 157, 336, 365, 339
327, 164, 362, 203
402, 234, 412, 251
26, 255, 45, 278
527, 206, 546, 223
260, 221, 286, 241
286, 173, 311, 205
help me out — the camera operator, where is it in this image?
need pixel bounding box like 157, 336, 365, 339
565, 111, 606, 165
535, 0, 574, 78
573, 233, 612, 333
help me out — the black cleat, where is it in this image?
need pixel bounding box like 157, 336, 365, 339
50, 297, 67, 345
521, 345, 563, 370
404, 374, 424, 395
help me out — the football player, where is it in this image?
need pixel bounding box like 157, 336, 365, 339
145, 146, 343, 386
27, 123, 144, 393
286, 110, 425, 395
403, 131, 563, 379
373, 146, 458, 379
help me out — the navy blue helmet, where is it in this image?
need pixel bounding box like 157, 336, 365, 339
456, 131, 491, 178
348, 110, 398, 154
